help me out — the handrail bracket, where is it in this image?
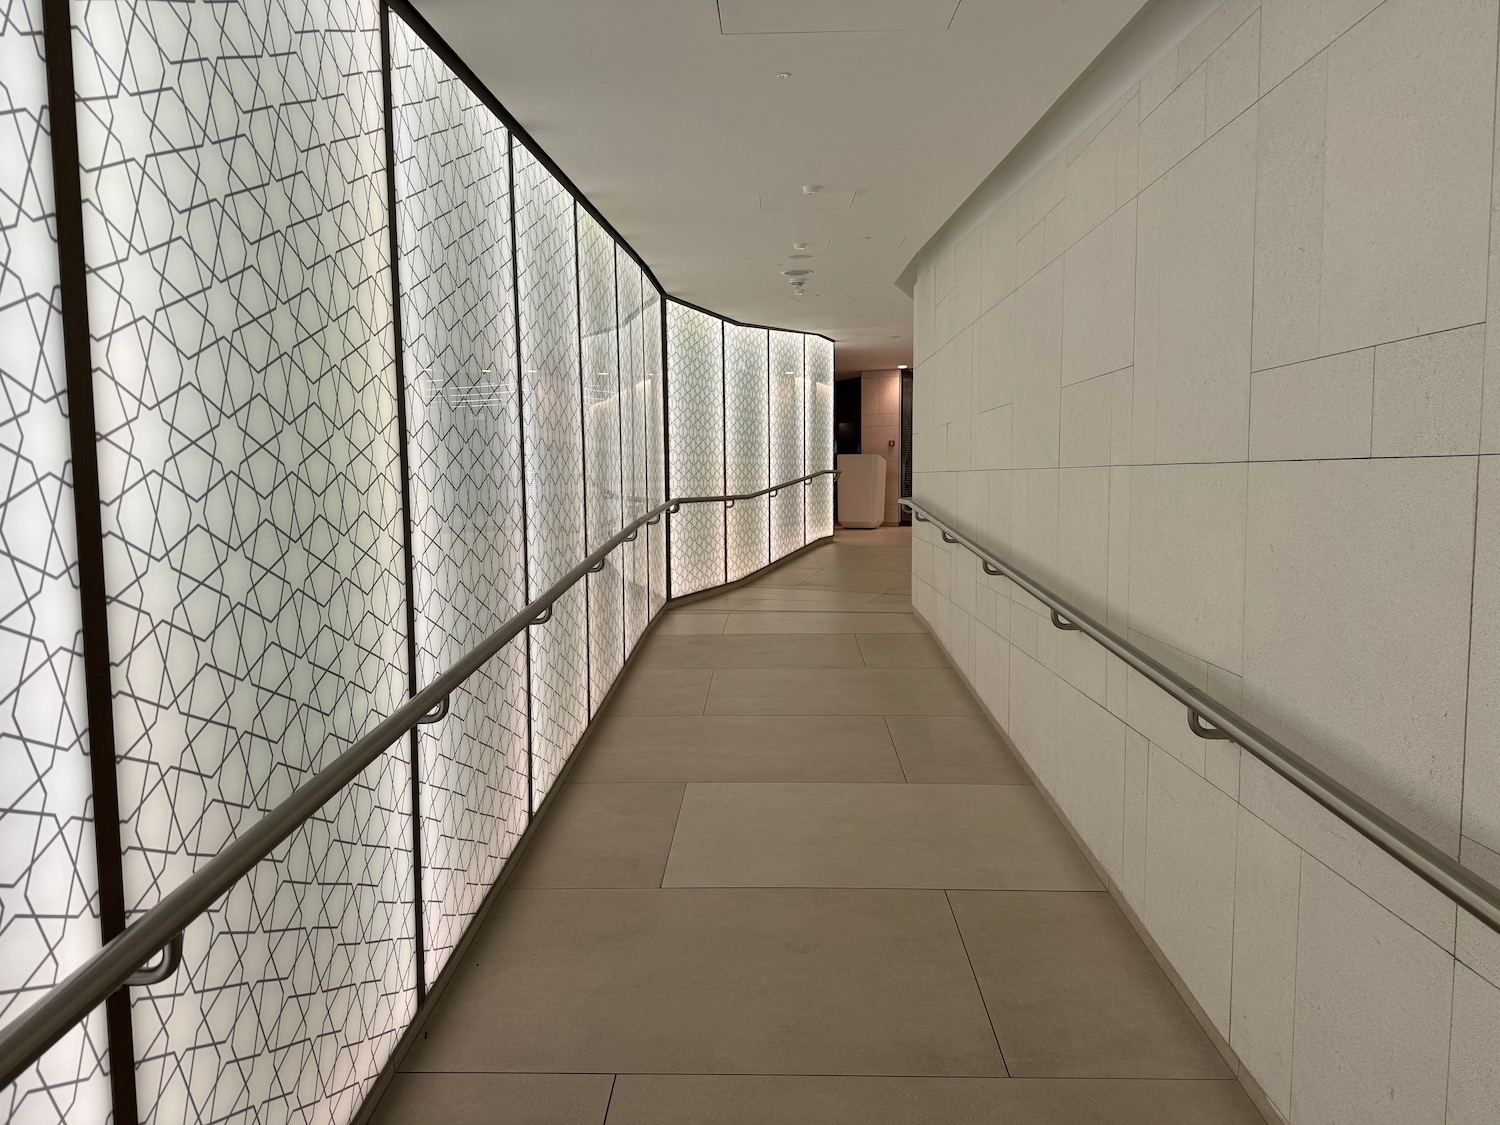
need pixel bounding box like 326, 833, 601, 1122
1188, 709, 1233, 741
126, 932, 184, 988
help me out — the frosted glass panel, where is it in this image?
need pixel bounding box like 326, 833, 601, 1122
579, 213, 622, 715
643, 288, 667, 616
389, 13, 528, 985
617, 258, 650, 656
805, 336, 835, 540
515, 147, 584, 806
665, 302, 724, 595
723, 325, 769, 581
73, 0, 418, 1115
769, 331, 806, 561
0, 3, 110, 1119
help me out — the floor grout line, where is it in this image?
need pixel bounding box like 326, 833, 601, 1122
400, 1068, 1248, 1082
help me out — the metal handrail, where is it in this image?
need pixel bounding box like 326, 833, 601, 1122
0, 468, 838, 1092
901, 496, 1500, 937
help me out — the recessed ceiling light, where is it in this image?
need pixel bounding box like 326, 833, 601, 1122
787, 253, 813, 260
898, 364, 909, 369
777, 72, 790, 79
782, 268, 814, 277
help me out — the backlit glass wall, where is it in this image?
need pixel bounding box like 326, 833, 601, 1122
724, 325, 770, 581
0, 4, 832, 1122
665, 303, 725, 595
768, 331, 807, 561
514, 149, 585, 810
580, 213, 623, 716
665, 309, 834, 594
389, 14, 528, 987
805, 337, 835, 541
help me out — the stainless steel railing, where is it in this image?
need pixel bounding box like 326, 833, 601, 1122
901, 495, 1500, 937
0, 468, 837, 1092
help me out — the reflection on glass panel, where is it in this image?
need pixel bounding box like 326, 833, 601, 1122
643, 288, 667, 616
805, 336, 835, 540
617, 257, 649, 655
74, 0, 418, 1114
0, 1, 111, 1118
579, 213, 622, 715
515, 146, 584, 806
665, 302, 725, 595
723, 324, 769, 582
769, 331, 806, 561
389, 13, 528, 985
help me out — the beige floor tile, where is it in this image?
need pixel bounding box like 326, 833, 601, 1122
663, 784, 1099, 890
510, 783, 684, 888
609, 668, 712, 715
857, 633, 949, 667
794, 570, 908, 593
835, 527, 913, 546
948, 891, 1231, 1079
671, 590, 770, 613
604, 1074, 1262, 1124
705, 667, 981, 715
570, 714, 905, 783
737, 596, 913, 614
635, 633, 864, 669
723, 585, 879, 604
369, 1073, 613, 1125
722, 611, 925, 634
653, 612, 728, 634
402, 889, 1005, 1077
871, 592, 914, 607
885, 715, 1031, 784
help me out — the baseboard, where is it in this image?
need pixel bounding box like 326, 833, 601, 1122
910, 603, 1287, 1125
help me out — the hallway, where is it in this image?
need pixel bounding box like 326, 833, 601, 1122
369, 528, 1263, 1124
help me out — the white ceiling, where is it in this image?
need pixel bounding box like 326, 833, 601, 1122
410, 0, 1148, 372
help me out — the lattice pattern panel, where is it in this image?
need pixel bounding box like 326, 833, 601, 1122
769, 331, 806, 561
642, 288, 666, 616
665, 302, 724, 595
723, 324, 769, 582
515, 146, 583, 806
579, 213, 621, 715
805, 336, 834, 541
617, 258, 649, 656
0, 3, 112, 1120
389, 13, 528, 987
72, 0, 418, 1118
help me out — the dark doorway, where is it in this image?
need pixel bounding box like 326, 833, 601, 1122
834, 377, 862, 454
899, 369, 913, 525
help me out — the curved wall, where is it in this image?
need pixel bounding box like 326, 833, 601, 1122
0, 3, 834, 1122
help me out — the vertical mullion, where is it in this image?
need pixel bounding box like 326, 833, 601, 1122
721, 321, 728, 585
39, 0, 139, 1117
614, 246, 625, 665
378, 0, 427, 1003
575, 201, 589, 716
661, 298, 671, 599
508, 135, 534, 819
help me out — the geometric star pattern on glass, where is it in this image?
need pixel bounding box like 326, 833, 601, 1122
389, 11, 529, 988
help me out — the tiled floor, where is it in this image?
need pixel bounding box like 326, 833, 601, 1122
372, 527, 1263, 1124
